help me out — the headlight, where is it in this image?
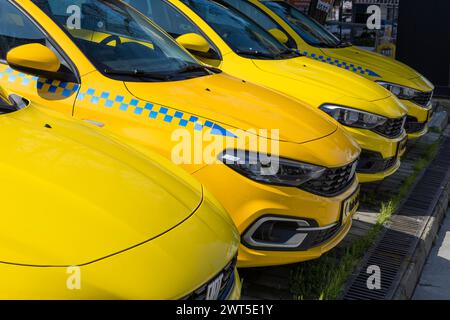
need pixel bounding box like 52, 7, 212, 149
219, 150, 325, 187
377, 81, 419, 100
319, 104, 387, 129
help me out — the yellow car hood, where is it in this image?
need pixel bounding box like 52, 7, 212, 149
321, 46, 435, 91
251, 56, 391, 102
125, 73, 338, 144
0, 106, 203, 266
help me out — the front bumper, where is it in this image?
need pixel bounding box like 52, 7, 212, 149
344, 126, 407, 183
238, 207, 354, 267
194, 164, 360, 268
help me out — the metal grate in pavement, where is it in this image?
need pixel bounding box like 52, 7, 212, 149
342, 138, 450, 300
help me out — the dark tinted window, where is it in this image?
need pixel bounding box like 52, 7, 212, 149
263, 1, 341, 48
33, 0, 205, 80
0, 1, 47, 60
126, 0, 199, 37
221, 0, 296, 48
182, 0, 297, 59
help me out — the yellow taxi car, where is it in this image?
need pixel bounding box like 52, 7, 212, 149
2, 0, 360, 267
0, 86, 240, 299
127, 0, 409, 183
227, 0, 435, 139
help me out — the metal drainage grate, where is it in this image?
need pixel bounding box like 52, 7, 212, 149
342, 138, 450, 300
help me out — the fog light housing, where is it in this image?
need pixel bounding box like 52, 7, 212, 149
243, 216, 310, 249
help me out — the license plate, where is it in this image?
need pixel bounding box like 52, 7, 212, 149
206, 273, 224, 300
397, 136, 408, 157
341, 188, 360, 223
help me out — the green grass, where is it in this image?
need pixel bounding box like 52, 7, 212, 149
290, 140, 441, 300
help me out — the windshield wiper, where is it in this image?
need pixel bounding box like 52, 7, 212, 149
171, 64, 222, 77
234, 49, 277, 59
275, 48, 301, 58
337, 41, 352, 48
174, 64, 211, 75
175, 64, 222, 74
103, 69, 170, 81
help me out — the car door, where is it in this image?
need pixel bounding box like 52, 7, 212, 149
0, 0, 80, 116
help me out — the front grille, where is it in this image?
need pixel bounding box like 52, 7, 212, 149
405, 116, 427, 133
301, 161, 357, 197
184, 256, 236, 300
412, 90, 433, 107
357, 150, 397, 174
372, 116, 405, 138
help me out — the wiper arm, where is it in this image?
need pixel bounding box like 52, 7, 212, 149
337, 41, 352, 48
276, 48, 301, 58
234, 49, 277, 59
103, 69, 170, 81
175, 64, 222, 74
175, 64, 210, 75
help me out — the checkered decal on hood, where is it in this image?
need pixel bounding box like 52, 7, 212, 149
302, 51, 381, 77
0, 64, 237, 138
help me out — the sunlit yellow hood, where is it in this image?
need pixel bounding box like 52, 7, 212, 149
322, 47, 435, 91
251, 56, 391, 102
0, 106, 203, 266
125, 72, 338, 144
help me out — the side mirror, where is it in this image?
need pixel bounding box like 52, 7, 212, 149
176, 33, 211, 54
6, 43, 77, 83
268, 28, 289, 44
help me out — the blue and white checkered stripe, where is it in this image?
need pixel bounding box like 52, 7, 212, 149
0, 65, 80, 96
0, 64, 236, 138
302, 51, 381, 77
76, 88, 237, 137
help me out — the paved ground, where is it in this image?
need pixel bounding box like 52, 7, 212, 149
413, 208, 450, 299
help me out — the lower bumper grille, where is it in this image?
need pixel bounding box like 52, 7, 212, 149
184, 256, 237, 300
405, 116, 427, 133
412, 90, 433, 107
308, 223, 342, 248
357, 150, 397, 174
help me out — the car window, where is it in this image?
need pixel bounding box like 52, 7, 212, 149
0, 0, 74, 73
0, 1, 47, 60
181, 0, 297, 60
33, 0, 208, 81
125, 0, 220, 59
125, 0, 199, 37
220, 0, 296, 48
262, 1, 341, 48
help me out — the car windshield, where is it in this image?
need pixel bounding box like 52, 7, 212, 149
220, 0, 297, 49
32, 0, 210, 81
262, 1, 342, 48
0, 94, 22, 115
181, 0, 298, 59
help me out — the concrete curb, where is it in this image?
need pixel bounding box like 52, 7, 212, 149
392, 179, 450, 299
